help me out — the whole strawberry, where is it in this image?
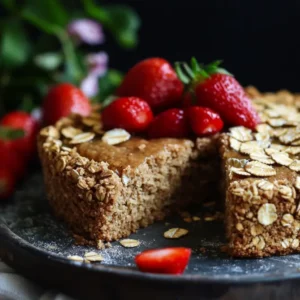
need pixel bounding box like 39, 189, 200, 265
0, 168, 15, 200
0, 111, 39, 159
176, 58, 260, 129
102, 97, 153, 133
187, 106, 223, 136
148, 108, 189, 139
42, 83, 92, 125
117, 58, 184, 110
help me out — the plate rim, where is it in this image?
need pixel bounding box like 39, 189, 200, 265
1, 222, 300, 285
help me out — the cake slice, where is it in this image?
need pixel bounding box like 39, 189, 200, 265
38, 113, 219, 247
220, 89, 300, 257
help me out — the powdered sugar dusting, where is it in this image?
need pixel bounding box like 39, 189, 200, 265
2, 173, 300, 279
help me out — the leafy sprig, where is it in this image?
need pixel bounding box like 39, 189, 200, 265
0, 0, 140, 117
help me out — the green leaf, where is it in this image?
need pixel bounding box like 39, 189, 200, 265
1, 0, 16, 10
190, 57, 201, 73
83, 0, 140, 49
19, 96, 35, 113
34, 52, 62, 70
21, 10, 62, 35
0, 20, 31, 68
22, 0, 69, 28
0, 126, 25, 140
174, 62, 190, 85
58, 33, 83, 84
21, 0, 70, 36
97, 69, 123, 102
182, 63, 195, 79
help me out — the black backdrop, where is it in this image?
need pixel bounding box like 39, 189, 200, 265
105, 0, 300, 92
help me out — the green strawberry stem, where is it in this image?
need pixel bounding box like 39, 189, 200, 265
0, 126, 25, 140
175, 57, 233, 87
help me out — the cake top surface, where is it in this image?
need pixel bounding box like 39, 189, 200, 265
77, 137, 192, 170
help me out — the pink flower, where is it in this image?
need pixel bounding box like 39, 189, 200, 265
67, 19, 104, 45
80, 74, 99, 98
86, 51, 108, 77
80, 51, 109, 98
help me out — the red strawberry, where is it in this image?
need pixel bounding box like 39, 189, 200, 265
117, 58, 184, 110
148, 108, 189, 139
0, 147, 27, 179
135, 247, 191, 275
0, 168, 16, 200
187, 106, 223, 136
42, 83, 92, 125
182, 92, 195, 108
176, 59, 260, 129
0, 111, 39, 159
102, 97, 153, 133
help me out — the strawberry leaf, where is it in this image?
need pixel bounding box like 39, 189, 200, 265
0, 126, 25, 140
190, 57, 201, 73
182, 63, 195, 79
175, 62, 190, 84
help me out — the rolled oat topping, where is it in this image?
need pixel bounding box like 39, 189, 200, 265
270, 152, 293, 166
164, 228, 188, 239
230, 167, 251, 177
229, 126, 253, 142
120, 239, 140, 248
257, 203, 277, 226
289, 160, 300, 172
245, 161, 276, 177
102, 128, 130, 145
70, 132, 95, 144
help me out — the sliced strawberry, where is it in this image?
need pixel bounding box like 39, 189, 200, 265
102, 97, 153, 133
135, 247, 191, 275
176, 58, 260, 129
117, 58, 184, 110
187, 106, 223, 136
148, 108, 189, 139
42, 83, 92, 125
0, 168, 16, 200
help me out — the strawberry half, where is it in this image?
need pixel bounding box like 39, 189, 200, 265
135, 247, 191, 275
176, 58, 260, 129
187, 106, 223, 136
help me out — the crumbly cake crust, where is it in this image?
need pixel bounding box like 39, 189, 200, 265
38, 87, 300, 257
38, 111, 219, 247
220, 87, 300, 257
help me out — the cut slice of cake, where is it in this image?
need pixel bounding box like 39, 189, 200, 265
38, 112, 220, 247
219, 89, 300, 257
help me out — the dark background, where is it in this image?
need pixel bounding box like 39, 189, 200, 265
106, 0, 300, 92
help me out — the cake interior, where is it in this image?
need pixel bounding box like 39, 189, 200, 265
74, 137, 220, 243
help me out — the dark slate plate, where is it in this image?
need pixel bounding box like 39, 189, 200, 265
1, 173, 300, 300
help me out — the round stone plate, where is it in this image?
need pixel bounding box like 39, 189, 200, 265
1, 173, 300, 300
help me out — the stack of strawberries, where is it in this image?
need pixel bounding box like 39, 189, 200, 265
0, 57, 260, 201
0, 57, 261, 274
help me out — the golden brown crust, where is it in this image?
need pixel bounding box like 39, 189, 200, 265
220, 89, 300, 257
